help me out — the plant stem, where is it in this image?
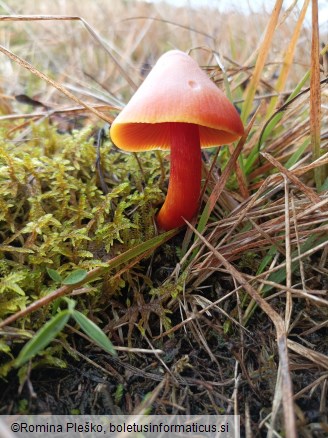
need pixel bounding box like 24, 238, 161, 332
157, 123, 201, 230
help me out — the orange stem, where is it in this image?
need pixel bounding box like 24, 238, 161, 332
156, 122, 201, 230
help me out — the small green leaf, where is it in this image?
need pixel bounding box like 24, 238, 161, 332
15, 310, 71, 367
46, 267, 62, 283
223, 319, 233, 334
72, 310, 116, 356
62, 269, 88, 285
114, 383, 124, 404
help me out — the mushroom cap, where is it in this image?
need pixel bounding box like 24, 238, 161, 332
110, 50, 244, 151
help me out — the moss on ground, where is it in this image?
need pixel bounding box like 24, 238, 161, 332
0, 120, 166, 374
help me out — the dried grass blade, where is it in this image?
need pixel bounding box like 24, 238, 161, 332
0, 45, 113, 125
241, 0, 283, 122
266, 0, 310, 116
120, 16, 215, 42
261, 152, 323, 206
131, 379, 166, 415
310, 0, 323, 187
187, 222, 297, 438
268, 364, 283, 438
287, 339, 328, 370
0, 14, 137, 91
293, 373, 328, 400
284, 178, 293, 331
290, 192, 307, 290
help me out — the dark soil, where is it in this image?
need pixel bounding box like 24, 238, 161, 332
1, 303, 327, 437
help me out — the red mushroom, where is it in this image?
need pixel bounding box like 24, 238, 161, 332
110, 50, 244, 231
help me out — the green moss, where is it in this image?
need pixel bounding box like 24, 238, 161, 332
0, 120, 166, 371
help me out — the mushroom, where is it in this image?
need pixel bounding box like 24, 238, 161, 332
110, 50, 244, 231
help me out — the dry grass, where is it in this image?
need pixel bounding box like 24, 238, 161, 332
0, 0, 328, 436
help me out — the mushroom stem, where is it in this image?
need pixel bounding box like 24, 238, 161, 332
156, 122, 201, 230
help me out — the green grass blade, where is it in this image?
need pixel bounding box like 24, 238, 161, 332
285, 70, 310, 103
256, 68, 313, 156
257, 245, 278, 275
15, 310, 71, 367
72, 310, 116, 356
257, 112, 284, 152
284, 139, 310, 169
102, 229, 178, 272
